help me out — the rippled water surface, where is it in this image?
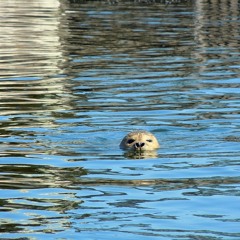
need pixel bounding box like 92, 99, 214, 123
1, 0, 240, 239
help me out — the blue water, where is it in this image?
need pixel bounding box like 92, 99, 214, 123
0, 0, 240, 239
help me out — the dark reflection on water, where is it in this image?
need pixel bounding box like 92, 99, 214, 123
1, 0, 240, 239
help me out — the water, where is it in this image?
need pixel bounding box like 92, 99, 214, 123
0, 0, 240, 239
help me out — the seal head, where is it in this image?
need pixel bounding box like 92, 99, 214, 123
120, 130, 160, 151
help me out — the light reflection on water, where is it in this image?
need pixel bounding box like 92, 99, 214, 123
0, 0, 240, 239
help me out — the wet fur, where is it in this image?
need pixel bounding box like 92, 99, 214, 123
120, 130, 160, 151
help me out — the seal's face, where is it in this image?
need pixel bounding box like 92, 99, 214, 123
120, 131, 160, 151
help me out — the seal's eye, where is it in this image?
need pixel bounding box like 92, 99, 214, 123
127, 139, 135, 144
146, 139, 152, 142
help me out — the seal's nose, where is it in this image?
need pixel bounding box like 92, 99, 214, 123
134, 142, 145, 149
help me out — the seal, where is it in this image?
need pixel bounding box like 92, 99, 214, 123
120, 130, 160, 151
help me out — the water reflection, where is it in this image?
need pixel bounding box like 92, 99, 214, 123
0, 0, 62, 78
0, 0, 240, 239
0, 164, 87, 189
123, 150, 159, 159
60, 0, 196, 79
194, 0, 240, 75
1, 162, 239, 191
1, 160, 240, 237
